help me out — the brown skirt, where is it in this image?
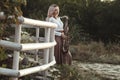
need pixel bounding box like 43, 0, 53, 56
54, 36, 72, 65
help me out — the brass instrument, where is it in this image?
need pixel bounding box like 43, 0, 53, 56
61, 16, 69, 53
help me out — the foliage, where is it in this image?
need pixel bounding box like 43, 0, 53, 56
0, 0, 27, 64
0, 47, 6, 61
49, 64, 106, 80
49, 65, 81, 80
79, 0, 120, 43
22, 0, 120, 44
0, 0, 27, 15
21, 31, 34, 43
71, 41, 120, 64
0, 0, 27, 38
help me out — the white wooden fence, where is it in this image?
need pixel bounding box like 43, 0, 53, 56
0, 17, 57, 80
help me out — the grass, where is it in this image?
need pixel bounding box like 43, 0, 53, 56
49, 64, 110, 80
49, 41, 120, 80
0, 41, 120, 80
47, 42, 120, 80
70, 41, 120, 64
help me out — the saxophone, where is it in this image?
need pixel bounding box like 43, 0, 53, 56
61, 16, 69, 53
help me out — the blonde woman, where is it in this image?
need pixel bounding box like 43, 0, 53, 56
46, 4, 72, 65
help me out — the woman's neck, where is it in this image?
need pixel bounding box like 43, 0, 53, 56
53, 15, 58, 19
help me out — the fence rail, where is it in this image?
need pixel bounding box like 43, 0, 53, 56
0, 16, 57, 80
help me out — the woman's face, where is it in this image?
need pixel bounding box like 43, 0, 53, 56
53, 6, 59, 17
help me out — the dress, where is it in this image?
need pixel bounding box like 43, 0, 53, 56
48, 17, 72, 65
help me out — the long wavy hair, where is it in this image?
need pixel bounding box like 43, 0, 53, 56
46, 4, 59, 21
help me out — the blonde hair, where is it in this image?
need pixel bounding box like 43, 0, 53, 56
46, 4, 59, 21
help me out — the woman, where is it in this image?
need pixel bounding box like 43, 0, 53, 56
46, 4, 72, 65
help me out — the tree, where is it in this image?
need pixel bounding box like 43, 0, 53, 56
0, 0, 26, 65
22, 0, 120, 43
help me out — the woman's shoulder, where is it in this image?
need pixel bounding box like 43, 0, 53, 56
46, 17, 53, 22
46, 17, 61, 22
47, 17, 55, 21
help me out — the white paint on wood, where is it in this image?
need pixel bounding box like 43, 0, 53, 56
19, 60, 56, 77
0, 59, 56, 77
0, 16, 57, 79
35, 27, 40, 61
12, 25, 22, 80
0, 68, 19, 77
22, 17, 57, 28
21, 41, 56, 51
44, 28, 50, 64
0, 40, 22, 51
0, 40, 56, 51
49, 29, 55, 62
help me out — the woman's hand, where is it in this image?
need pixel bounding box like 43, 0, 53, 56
61, 33, 67, 39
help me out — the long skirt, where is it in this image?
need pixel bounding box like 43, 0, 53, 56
54, 36, 72, 65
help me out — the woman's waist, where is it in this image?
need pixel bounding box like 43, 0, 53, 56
56, 30, 64, 32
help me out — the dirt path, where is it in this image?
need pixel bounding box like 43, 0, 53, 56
73, 61, 120, 80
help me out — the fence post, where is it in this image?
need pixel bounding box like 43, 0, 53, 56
11, 24, 21, 80
43, 28, 50, 78
49, 29, 55, 62
35, 27, 39, 61
0, 17, 57, 79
